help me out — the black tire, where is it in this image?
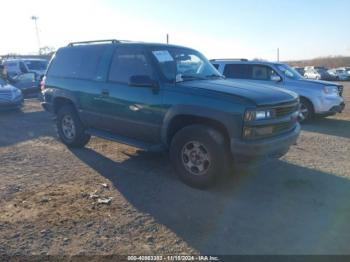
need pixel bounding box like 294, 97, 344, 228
170, 124, 229, 189
56, 105, 90, 148
299, 98, 314, 122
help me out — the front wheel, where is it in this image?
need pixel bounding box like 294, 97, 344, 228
299, 98, 314, 122
170, 125, 229, 189
56, 105, 91, 148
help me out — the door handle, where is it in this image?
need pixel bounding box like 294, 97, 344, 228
101, 89, 109, 96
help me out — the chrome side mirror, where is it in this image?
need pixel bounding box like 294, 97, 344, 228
271, 75, 282, 82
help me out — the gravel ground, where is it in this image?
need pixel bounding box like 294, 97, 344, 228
0, 82, 349, 256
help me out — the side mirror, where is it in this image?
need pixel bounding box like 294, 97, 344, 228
270, 75, 282, 82
129, 75, 157, 88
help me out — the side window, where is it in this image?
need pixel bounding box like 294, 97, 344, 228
251, 65, 275, 81
108, 48, 153, 83
17, 73, 36, 81
19, 62, 28, 73
48, 46, 107, 80
223, 64, 250, 79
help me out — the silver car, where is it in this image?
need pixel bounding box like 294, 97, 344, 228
211, 59, 345, 121
0, 77, 24, 111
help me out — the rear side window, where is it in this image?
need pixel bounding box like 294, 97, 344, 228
108, 48, 153, 83
48, 46, 107, 80
224, 64, 250, 79
4, 62, 17, 68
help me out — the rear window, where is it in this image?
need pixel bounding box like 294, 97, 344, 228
224, 64, 250, 79
48, 46, 108, 80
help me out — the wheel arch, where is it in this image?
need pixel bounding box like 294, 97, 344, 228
299, 95, 315, 114
53, 96, 77, 114
161, 105, 238, 148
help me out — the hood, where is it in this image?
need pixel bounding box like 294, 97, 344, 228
178, 79, 298, 106
297, 79, 341, 87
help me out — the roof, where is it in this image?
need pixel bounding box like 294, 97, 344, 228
210, 59, 281, 66
65, 39, 195, 51
4, 58, 48, 62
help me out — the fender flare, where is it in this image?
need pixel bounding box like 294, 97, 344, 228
160, 105, 241, 146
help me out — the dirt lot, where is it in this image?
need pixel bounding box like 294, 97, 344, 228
1, 83, 350, 256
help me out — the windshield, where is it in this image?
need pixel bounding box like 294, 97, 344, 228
150, 47, 222, 82
24, 60, 48, 71
276, 64, 303, 80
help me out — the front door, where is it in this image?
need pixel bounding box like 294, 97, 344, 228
94, 46, 164, 144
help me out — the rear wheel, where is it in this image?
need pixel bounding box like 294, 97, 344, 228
57, 105, 90, 148
299, 98, 314, 122
170, 125, 229, 189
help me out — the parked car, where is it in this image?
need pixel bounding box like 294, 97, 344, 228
328, 68, 350, 81
293, 66, 305, 76
304, 67, 337, 81
11, 72, 41, 95
3, 58, 48, 78
41, 40, 300, 188
0, 77, 24, 111
211, 59, 345, 121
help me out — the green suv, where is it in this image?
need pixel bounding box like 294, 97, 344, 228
41, 40, 300, 188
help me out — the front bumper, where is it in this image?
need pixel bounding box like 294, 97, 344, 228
314, 95, 345, 115
231, 123, 300, 159
317, 102, 345, 116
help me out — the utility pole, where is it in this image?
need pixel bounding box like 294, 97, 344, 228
277, 48, 280, 62
166, 34, 169, 44
31, 16, 41, 54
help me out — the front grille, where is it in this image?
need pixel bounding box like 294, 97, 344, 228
274, 102, 299, 118
337, 86, 343, 97
273, 122, 295, 134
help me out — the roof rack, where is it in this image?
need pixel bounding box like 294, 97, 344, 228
210, 58, 248, 62
68, 39, 120, 47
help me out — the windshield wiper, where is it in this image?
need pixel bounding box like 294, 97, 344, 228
176, 75, 207, 83
205, 74, 224, 79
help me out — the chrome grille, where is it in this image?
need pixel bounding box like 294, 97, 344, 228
274, 102, 299, 118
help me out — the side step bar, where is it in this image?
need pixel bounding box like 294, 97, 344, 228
85, 128, 165, 152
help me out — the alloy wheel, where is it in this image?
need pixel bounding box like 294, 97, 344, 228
61, 114, 76, 140
181, 141, 211, 176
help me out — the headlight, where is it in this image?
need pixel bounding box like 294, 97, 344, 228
323, 86, 338, 95
244, 109, 275, 121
